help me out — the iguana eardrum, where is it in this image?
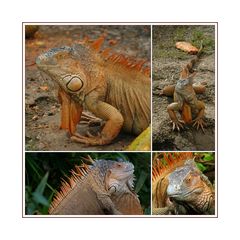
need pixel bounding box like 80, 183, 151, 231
161, 42, 206, 132
152, 153, 215, 215
49, 158, 143, 215
36, 35, 150, 146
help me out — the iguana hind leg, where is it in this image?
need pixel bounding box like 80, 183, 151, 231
71, 100, 124, 145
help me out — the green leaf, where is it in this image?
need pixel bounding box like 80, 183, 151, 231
35, 172, 49, 195
135, 170, 147, 193
144, 207, 151, 215
203, 153, 214, 161
196, 163, 207, 172
26, 202, 37, 215
32, 192, 49, 206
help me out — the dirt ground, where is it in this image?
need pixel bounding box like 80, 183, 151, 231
152, 25, 215, 151
25, 25, 150, 151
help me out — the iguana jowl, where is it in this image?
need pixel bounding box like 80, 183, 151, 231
49, 159, 143, 215
152, 153, 215, 215
36, 35, 150, 146
161, 43, 206, 132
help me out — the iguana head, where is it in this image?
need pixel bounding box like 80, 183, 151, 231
94, 160, 135, 196
167, 159, 214, 213
36, 46, 91, 104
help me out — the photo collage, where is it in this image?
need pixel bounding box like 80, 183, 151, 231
24, 23, 217, 217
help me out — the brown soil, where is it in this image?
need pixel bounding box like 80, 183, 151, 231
152, 25, 215, 151
25, 25, 150, 151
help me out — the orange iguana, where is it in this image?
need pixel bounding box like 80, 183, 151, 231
161, 42, 207, 132
36, 35, 150, 146
49, 158, 143, 215
152, 152, 214, 215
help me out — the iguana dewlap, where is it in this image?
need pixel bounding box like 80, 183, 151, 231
49, 159, 143, 215
152, 153, 215, 215
36, 36, 150, 146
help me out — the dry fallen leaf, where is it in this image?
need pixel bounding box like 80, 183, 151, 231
175, 41, 199, 54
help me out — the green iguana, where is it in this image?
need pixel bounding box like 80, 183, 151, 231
160, 42, 207, 132
49, 158, 143, 215
36, 35, 150, 146
152, 152, 215, 215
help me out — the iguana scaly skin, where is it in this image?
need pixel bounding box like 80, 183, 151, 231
152, 153, 214, 215
49, 158, 143, 215
36, 35, 150, 146
161, 43, 206, 132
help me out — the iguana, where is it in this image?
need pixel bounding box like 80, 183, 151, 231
160, 42, 206, 132
36, 35, 150, 146
49, 158, 143, 215
152, 152, 215, 215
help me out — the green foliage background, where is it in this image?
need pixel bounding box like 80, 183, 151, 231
25, 152, 151, 215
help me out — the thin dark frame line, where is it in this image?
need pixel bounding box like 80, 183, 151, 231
22, 22, 218, 218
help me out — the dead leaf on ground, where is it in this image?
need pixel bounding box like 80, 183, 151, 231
175, 41, 199, 54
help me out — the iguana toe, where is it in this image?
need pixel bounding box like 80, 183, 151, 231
172, 120, 185, 131
192, 118, 206, 133
71, 134, 107, 145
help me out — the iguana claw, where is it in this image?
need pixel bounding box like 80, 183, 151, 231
171, 120, 185, 131
81, 112, 104, 127
71, 132, 107, 145
192, 118, 206, 132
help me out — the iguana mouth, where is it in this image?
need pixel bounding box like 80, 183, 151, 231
116, 168, 134, 178
168, 187, 203, 200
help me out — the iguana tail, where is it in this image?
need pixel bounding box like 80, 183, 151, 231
180, 41, 203, 79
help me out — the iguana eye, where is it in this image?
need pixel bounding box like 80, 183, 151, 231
185, 176, 192, 183
65, 76, 83, 92
108, 185, 117, 194
116, 163, 122, 168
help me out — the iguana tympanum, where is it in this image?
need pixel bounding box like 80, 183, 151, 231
49, 158, 143, 215
152, 153, 214, 215
160, 42, 206, 132
36, 35, 150, 146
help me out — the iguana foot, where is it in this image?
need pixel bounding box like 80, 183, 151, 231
70, 132, 109, 145
81, 119, 104, 127
192, 118, 206, 132
81, 112, 104, 127
171, 120, 185, 131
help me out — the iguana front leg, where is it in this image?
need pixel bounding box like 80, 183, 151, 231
161, 83, 206, 96
71, 97, 124, 145
80, 112, 104, 127
192, 100, 206, 132
152, 206, 173, 215
167, 102, 185, 131
96, 193, 122, 215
